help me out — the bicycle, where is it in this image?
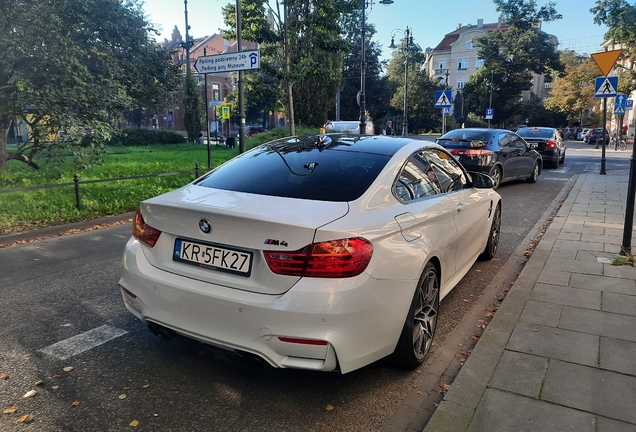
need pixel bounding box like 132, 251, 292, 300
610, 134, 627, 151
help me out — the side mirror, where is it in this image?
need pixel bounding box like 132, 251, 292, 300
469, 172, 495, 189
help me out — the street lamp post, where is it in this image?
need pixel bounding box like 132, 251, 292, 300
389, 27, 412, 137
488, 71, 494, 128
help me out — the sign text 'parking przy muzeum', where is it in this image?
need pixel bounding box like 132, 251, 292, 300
193, 50, 261, 74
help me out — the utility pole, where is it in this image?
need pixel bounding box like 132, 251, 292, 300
236, 0, 246, 153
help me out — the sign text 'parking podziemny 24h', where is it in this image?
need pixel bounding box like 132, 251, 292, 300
194, 50, 261, 74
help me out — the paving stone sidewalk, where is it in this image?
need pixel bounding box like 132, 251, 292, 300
424, 170, 636, 432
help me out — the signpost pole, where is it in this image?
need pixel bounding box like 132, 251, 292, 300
442, 111, 446, 135
601, 98, 607, 175
203, 48, 211, 170
621, 121, 636, 256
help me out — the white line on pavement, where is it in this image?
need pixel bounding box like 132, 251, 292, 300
39, 325, 128, 360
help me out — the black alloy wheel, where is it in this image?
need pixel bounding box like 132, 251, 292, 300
488, 166, 502, 190
480, 203, 501, 260
526, 162, 540, 183
391, 262, 440, 369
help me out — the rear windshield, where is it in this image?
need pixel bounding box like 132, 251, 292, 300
516, 128, 554, 139
436, 130, 490, 148
196, 141, 390, 202
327, 122, 359, 131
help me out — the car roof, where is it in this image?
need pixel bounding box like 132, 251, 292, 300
267, 133, 420, 157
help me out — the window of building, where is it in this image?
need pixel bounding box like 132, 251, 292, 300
544, 82, 551, 89
467, 40, 474, 50
458, 58, 468, 70
476, 59, 485, 69
457, 77, 467, 89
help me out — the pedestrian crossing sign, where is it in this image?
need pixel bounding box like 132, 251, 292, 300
594, 76, 618, 98
435, 90, 452, 108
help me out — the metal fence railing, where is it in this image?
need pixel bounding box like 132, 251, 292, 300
0, 164, 204, 211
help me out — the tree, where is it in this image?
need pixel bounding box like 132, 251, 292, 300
385, 37, 443, 133
336, 13, 391, 127
465, 0, 564, 126
0, 0, 179, 173
183, 72, 204, 141
544, 52, 598, 125
222, 0, 355, 134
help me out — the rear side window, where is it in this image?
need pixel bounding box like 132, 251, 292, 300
196, 144, 390, 202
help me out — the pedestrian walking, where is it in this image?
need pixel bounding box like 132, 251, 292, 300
383, 120, 395, 136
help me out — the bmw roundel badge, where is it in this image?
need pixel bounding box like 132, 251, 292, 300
199, 219, 212, 234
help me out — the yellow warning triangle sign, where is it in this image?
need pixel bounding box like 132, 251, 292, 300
591, 49, 622, 76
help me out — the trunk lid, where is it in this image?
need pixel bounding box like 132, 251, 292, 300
139, 184, 350, 295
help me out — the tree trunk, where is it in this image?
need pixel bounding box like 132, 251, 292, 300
0, 113, 13, 173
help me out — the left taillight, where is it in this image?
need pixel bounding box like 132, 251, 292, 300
263, 237, 373, 278
133, 210, 162, 248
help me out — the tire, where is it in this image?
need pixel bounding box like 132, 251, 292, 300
559, 151, 565, 164
479, 203, 501, 260
391, 262, 440, 369
488, 166, 502, 190
526, 161, 540, 183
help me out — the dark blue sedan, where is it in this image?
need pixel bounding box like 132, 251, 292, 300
436, 128, 543, 189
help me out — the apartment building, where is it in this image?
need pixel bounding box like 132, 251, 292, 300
424, 18, 556, 101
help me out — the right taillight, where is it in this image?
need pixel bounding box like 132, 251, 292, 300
264, 238, 373, 278
133, 210, 162, 248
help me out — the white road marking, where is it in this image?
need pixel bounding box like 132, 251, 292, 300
548, 166, 570, 173
39, 325, 128, 360
541, 177, 569, 181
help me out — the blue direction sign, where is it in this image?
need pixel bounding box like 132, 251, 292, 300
435, 90, 452, 108
615, 93, 627, 115
595, 76, 618, 98
485, 108, 494, 120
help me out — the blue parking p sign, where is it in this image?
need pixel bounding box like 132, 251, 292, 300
485, 108, 494, 120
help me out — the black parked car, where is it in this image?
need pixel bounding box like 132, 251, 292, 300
436, 128, 542, 189
515, 127, 566, 168
585, 128, 609, 144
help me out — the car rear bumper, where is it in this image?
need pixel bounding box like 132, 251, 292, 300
119, 238, 415, 374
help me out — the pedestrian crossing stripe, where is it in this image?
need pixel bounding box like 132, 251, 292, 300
436, 92, 450, 106
595, 77, 617, 96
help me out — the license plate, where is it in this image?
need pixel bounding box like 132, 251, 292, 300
173, 238, 252, 277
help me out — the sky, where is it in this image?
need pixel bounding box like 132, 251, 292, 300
142, 0, 609, 63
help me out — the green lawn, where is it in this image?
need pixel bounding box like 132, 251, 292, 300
0, 128, 318, 235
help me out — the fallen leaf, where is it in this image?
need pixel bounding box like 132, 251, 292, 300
63, 366, 74, 372
129, 419, 139, 427
531, 328, 538, 333
23, 390, 37, 398
119, 394, 127, 400
35, 380, 44, 386
3, 406, 16, 415
17, 414, 33, 423
142, 384, 150, 389
471, 335, 480, 341
325, 404, 334, 411
72, 401, 80, 407
417, 391, 423, 395
437, 380, 450, 390
458, 343, 463, 347
54, 373, 61, 378
122, 386, 131, 390
0, 374, 8, 380
52, 386, 59, 390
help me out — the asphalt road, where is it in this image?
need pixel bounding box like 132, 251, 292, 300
0, 140, 632, 431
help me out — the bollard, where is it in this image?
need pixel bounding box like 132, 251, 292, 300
74, 174, 82, 211
595, 137, 600, 149
195, 163, 199, 179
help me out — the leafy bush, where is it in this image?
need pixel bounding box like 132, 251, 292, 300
109, 128, 187, 146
